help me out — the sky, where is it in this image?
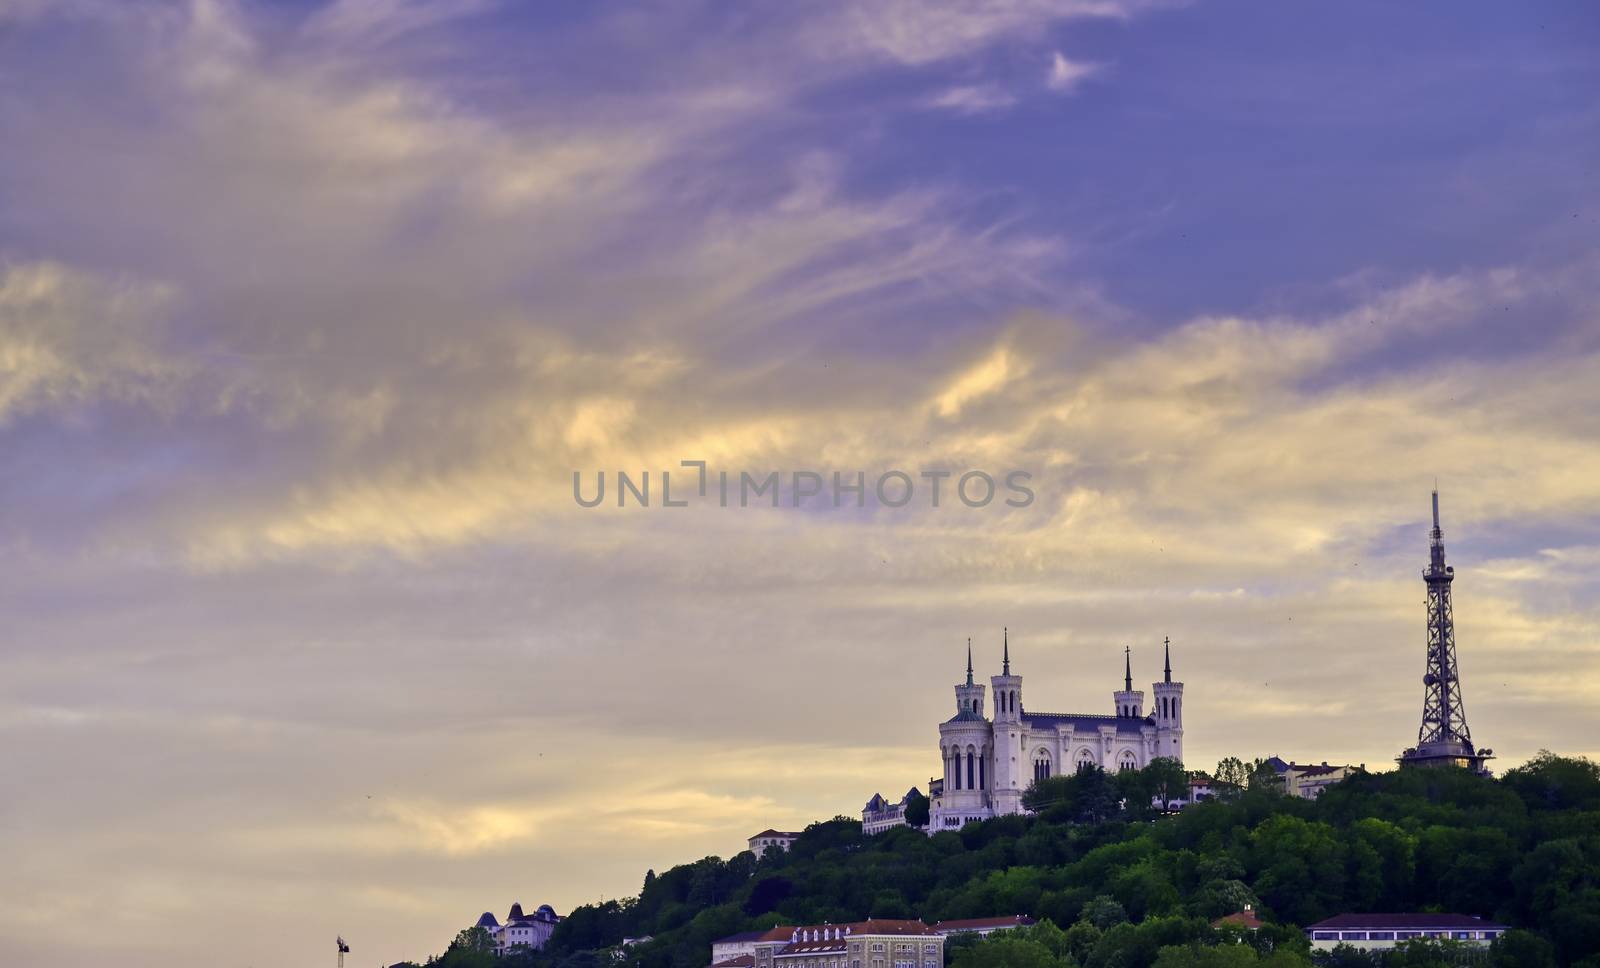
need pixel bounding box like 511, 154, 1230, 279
1, 0, 1598, 965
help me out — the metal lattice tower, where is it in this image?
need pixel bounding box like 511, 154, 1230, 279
1399, 490, 1493, 773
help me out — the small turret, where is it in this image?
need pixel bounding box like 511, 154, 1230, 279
1113, 646, 1145, 718
991, 628, 1021, 723
953, 638, 986, 719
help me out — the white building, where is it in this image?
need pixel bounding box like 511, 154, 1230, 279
930, 633, 1186, 832
1263, 757, 1361, 799
862, 788, 921, 835
750, 920, 943, 968
748, 829, 802, 854
476, 903, 561, 955
1306, 914, 1507, 951
710, 928, 783, 967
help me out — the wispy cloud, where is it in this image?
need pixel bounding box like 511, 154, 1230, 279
924, 83, 1020, 115
1047, 51, 1101, 92
2, 2, 1598, 967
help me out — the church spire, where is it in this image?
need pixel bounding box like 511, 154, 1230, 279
966, 638, 973, 687
1164, 636, 1172, 684
1124, 646, 1133, 692
1003, 627, 1010, 675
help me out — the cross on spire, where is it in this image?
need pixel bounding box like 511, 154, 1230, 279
1003, 627, 1010, 676
965, 638, 973, 687
1124, 645, 1133, 692
1164, 636, 1172, 684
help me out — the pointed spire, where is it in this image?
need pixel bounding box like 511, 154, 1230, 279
1164, 636, 1172, 684
965, 638, 974, 687
1429, 487, 1448, 573
1124, 646, 1133, 692
1003, 627, 1010, 676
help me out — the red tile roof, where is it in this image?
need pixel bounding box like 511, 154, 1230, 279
1212, 909, 1264, 930
756, 919, 940, 953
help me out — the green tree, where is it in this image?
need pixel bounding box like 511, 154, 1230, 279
1489, 930, 1557, 968
906, 790, 931, 828
1215, 758, 1250, 798
1082, 895, 1128, 930
1248, 759, 1285, 795
1147, 758, 1190, 810
951, 936, 1071, 968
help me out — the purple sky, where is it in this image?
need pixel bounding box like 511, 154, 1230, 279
1, 2, 1598, 966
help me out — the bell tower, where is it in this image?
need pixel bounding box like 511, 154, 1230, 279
1113, 646, 1145, 718
933, 640, 993, 829
954, 639, 985, 719
989, 628, 1025, 815
1152, 637, 1184, 761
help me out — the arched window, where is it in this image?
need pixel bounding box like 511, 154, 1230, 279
1119, 750, 1138, 772
1077, 748, 1097, 771
966, 749, 975, 789
978, 750, 986, 790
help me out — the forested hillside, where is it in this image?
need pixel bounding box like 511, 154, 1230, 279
411, 753, 1600, 968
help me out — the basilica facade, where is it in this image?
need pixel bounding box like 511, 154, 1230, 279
929, 632, 1186, 832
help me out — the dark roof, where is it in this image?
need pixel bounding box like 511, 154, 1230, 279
476, 912, 500, 928
1307, 914, 1508, 931
749, 829, 801, 840
945, 708, 987, 723
711, 957, 756, 968
1023, 711, 1151, 732
1264, 756, 1291, 773
714, 930, 775, 945
1290, 763, 1347, 776
933, 916, 1036, 932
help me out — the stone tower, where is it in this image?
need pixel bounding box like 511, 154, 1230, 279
989, 628, 1025, 816
1152, 636, 1184, 761
939, 640, 991, 814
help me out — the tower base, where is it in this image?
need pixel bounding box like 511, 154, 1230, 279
1397, 739, 1493, 776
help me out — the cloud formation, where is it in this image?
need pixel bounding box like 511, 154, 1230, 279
1, 2, 1597, 967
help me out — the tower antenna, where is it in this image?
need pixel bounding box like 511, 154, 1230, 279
1400, 488, 1493, 774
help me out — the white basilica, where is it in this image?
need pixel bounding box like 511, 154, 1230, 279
929, 631, 1186, 831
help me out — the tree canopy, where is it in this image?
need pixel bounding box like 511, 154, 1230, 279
407, 753, 1600, 968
